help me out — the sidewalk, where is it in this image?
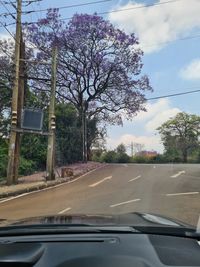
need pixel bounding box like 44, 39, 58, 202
0, 162, 104, 199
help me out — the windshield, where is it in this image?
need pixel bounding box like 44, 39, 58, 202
0, 0, 200, 232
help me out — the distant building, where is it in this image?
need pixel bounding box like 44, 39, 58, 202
135, 150, 158, 158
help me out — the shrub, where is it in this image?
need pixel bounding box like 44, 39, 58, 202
0, 139, 8, 179
116, 153, 130, 163
100, 151, 117, 163
19, 157, 37, 176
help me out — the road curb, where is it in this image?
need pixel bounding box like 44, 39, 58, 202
0, 164, 106, 200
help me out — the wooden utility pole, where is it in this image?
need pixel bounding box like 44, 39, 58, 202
7, 0, 22, 185
46, 46, 57, 180
13, 36, 25, 182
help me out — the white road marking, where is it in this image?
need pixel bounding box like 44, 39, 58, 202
0, 165, 106, 204
110, 199, 141, 208
0, 193, 31, 203
170, 170, 185, 178
129, 175, 141, 182
89, 176, 112, 187
166, 192, 199, 197
58, 207, 71, 214
123, 164, 128, 167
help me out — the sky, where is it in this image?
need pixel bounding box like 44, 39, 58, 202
1, 0, 200, 154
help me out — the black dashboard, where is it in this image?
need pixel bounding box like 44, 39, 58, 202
0, 232, 200, 267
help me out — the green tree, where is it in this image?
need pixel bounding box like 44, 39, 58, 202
55, 103, 82, 164
157, 112, 200, 163
116, 143, 126, 154
101, 150, 117, 163
55, 103, 103, 164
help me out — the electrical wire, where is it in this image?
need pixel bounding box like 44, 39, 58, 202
147, 88, 200, 101
0, 0, 16, 19
20, 0, 183, 23
24, 0, 183, 15
101, 0, 183, 15
24, 0, 112, 14
0, 0, 112, 16
0, 19, 16, 40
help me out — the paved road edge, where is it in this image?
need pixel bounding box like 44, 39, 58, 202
0, 164, 106, 200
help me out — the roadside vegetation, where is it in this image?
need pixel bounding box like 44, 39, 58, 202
92, 112, 200, 164
1, 10, 200, 181
0, 12, 150, 181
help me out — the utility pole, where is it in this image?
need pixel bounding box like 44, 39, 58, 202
7, 0, 22, 185
13, 35, 25, 182
46, 46, 57, 180
131, 142, 133, 158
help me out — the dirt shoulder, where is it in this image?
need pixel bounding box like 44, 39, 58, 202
0, 162, 104, 199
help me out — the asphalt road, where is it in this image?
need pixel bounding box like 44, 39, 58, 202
0, 164, 200, 226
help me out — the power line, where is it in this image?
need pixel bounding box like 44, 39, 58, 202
147, 88, 200, 101
1, 20, 200, 49
23, 0, 112, 14
22, 0, 42, 7
0, 0, 16, 19
99, 0, 183, 16
0, 19, 16, 40
142, 32, 200, 48
66, 0, 184, 19
0, 21, 15, 28
22, 0, 183, 24
0, 0, 112, 16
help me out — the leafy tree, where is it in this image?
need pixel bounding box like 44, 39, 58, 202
55, 103, 103, 164
26, 11, 151, 123
101, 150, 117, 163
55, 103, 82, 164
115, 153, 130, 163
25, 11, 152, 161
116, 143, 126, 154
157, 112, 200, 162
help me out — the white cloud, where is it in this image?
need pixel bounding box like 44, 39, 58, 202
109, 0, 200, 53
107, 134, 163, 152
107, 99, 181, 152
180, 58, 200, 80
133, 98, 170, 121
145, 107, 180, 132
0, 33, 11, 41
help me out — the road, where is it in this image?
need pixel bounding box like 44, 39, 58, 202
0, 164, 200, 226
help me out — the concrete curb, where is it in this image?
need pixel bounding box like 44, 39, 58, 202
0, 165, 105, 200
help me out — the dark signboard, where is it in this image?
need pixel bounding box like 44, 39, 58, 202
21, 109, 44, 131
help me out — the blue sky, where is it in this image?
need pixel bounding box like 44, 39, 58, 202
1, 0, 200, 153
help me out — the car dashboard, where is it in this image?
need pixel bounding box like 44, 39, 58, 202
0, 232, 200, 267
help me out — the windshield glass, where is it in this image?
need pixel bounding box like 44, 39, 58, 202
0, 0, 200, 232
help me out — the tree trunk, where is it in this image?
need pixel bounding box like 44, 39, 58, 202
182, 149, 188, 163
81, 109, 87, 163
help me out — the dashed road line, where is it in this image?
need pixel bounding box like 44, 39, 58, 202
170, 170, 185, 178
129, 175, 141, 182
58, 207, 72, 214
89, 176, 112, 187
110, 199, 141, 208
166, 192, 199, 197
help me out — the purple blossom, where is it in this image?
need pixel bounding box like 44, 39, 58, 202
24, 12, 152, 123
